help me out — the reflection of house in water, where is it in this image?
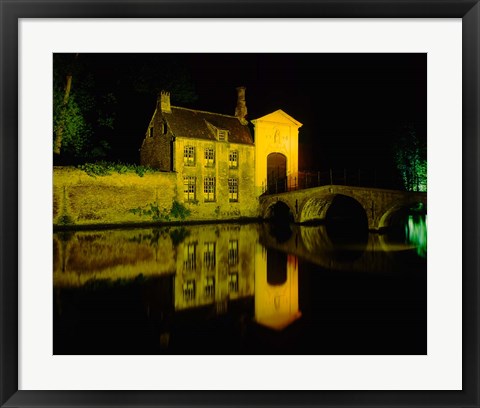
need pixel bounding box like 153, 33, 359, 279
174, 224, 256, 312
54, 223, 302, 332
254, 246, 301, 330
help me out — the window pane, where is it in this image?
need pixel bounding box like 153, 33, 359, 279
183, 176, 196, 202
228, 178, 238, 202
229, 151, 238, 168
204, 177, 216, 201
184, 146, 195, 166
204, 147, 215, 167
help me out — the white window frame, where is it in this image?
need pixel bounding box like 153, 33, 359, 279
204, 176, 216, 202
228, 178, 238, 202
184, 145, 195, 166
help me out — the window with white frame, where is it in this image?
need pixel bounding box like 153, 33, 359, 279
204, 147, 215, 167
228, 178, 238, 202
204, 177, 216, 202
183, 176, 196, 202
184, 146, 195, 166
229, 150, 238, 168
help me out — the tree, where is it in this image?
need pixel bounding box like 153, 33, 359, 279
53, 54, 115, 162
53, 54, 81, 155
393, 124, 427, 192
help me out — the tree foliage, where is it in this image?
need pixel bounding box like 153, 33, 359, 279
53, 54, 115, 162
53, 89, 88, 155
393, 124, 427, 192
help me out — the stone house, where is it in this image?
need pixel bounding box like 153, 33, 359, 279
140, 87, 302, 220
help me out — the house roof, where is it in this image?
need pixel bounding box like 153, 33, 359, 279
163, 106, 254, 145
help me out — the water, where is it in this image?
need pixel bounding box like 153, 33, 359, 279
53, 219, 427, 355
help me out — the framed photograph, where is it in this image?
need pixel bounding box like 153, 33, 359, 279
1, 1, 479, 407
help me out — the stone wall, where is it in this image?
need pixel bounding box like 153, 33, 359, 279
140, 110, 173, 171
53, 167, 178, 226
53, 166, 260, 227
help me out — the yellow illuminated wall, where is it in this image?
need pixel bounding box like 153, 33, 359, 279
173, 137, 258, 220
251, 110, 303, 197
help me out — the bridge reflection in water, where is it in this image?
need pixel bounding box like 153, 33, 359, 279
53, 220, 427, 355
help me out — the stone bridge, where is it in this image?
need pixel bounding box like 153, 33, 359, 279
259, 185, 427, 231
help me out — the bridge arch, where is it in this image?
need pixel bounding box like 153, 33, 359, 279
263, 199, 295, 223
299, 193, 368, 230
378, 200, 427, 231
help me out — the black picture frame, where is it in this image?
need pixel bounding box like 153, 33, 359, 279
1, 1, 478, 407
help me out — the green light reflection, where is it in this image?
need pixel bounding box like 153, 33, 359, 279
405, 214, 427, 258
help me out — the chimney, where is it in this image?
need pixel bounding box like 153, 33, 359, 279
235, 86, 248, 125
158, 91, 171, 113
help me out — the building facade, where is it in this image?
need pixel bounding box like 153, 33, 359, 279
252, 110, 302, 196
140, 87, 302, 219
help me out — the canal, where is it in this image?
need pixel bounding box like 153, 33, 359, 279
53, 218, 427, 355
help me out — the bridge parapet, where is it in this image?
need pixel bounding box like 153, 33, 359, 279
259, 185, 427, 231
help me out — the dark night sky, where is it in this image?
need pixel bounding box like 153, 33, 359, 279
78, 53, 426, 173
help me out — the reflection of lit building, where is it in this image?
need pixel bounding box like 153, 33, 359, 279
174, 224, 256, 311
54, 223, 303, 332
139, 88, 302, 217
254, 245, 301, 330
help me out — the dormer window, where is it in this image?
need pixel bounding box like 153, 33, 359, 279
217, 129, 228, 141
205, 120, 229, 142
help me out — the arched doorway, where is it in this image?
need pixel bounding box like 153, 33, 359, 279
267, 152, 287, 193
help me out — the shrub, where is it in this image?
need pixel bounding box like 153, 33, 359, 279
78, 161, 158, 177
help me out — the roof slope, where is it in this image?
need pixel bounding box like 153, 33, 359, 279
251, 109, 303, 127
163, 107, 253, 145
